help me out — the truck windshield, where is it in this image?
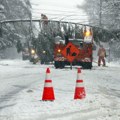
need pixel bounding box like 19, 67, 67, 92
70, 39, 83, 48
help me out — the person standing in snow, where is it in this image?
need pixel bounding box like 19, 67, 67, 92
97, 45, 106, 66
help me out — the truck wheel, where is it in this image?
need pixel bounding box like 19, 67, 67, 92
82, 62, 92, 69
54, 61, 59, 68
60, 61, 65, 68
54, 61, 65, 68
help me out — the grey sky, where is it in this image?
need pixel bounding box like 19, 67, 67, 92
30, 0, 88, 23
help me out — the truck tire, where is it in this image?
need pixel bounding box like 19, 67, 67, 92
82, 62, 92, 69
54, 61, 59, 68
54, 61, 65, 69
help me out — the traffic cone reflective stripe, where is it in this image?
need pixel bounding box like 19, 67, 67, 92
74, 68, 86, 99
45, 73, 50, 80
42, 68, 55, 101
76, 80, 84, 87
44, 80, 53, 87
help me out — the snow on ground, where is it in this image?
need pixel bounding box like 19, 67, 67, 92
0, 59, 120, 120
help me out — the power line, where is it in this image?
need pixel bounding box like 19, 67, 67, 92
30, 2, 77, 9
32, 15, 88, 20
32, 12, 88, 17
31, 4, 83, 12
32, 12, 87, 17
31, 8, 85, 14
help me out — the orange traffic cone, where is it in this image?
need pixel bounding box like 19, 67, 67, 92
74, 68, 86, 99
42, 68, 55, 101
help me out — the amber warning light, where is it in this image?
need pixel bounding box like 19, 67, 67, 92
57, 49, 61, 53
85, 31, 91, 36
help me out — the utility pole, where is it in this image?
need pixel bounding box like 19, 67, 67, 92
27, 7, 33, 49
0, 4, 4, 37
30, 12, 33, 42
99, 0, 102, 27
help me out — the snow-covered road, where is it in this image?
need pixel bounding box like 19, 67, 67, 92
0, 60, 120, 120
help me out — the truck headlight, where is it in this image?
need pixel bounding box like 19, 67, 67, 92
58, 49, 61, 53
31, 49, 35, 54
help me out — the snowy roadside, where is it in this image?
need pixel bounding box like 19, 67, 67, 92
0, 59, 120, 120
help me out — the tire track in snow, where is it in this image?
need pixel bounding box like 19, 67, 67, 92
98, 86, 120, 99
35, 106, 108, 120
0, 72, 45, 110
98, 86, 120, 109
0, 65, 63, 108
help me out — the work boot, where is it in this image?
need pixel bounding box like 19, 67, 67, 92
103, 64, 106, 67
